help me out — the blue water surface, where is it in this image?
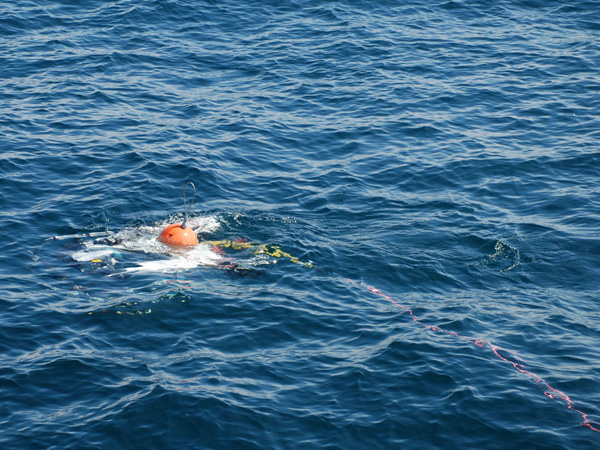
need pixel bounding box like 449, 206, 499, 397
1, 0, 600, 449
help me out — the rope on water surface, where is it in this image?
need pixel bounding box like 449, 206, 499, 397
347, 279, 600, 435
205, 241, 600, 433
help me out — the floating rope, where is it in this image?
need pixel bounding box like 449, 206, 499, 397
347, 279, 600, 435
207, 239, 600, 434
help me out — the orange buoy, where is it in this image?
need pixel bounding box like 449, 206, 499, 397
158, 223, 198, 248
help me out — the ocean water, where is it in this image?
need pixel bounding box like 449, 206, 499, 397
1, 0, 600, 448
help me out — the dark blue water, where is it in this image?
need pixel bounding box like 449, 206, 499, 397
2, 1, 600, 448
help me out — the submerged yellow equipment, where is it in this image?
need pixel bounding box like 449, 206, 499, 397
207, 240, 313, 268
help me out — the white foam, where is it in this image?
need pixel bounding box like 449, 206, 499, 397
70, 215, 226, 274
123, 244, 223, 274
71, 248, 115, 262
189, 216, 220, 234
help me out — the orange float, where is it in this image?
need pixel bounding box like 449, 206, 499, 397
158, 223, 198, 248
158, 182, 198, 249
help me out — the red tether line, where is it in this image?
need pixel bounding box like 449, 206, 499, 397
348, 279, 600, 434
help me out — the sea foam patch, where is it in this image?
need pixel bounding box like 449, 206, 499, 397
68, 215, 225, 274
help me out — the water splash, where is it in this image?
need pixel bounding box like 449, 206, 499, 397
478, 240, 521, 272
65, 216, 224, 274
